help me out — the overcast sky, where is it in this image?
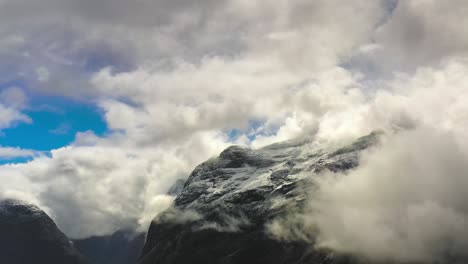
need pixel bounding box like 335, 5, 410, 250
0, 2, 467, 259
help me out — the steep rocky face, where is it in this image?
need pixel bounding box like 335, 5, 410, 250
139, 133, 379, 264
73, 230, 145, 264
0, 199, 87, 264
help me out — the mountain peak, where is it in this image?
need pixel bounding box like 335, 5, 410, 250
0, 199, 87, 264
139, 133, 380, 264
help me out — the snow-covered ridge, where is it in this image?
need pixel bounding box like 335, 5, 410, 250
139, 132, 380, 264
172, 132, 379, 222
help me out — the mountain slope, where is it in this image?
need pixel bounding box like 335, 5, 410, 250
0, 199, 87, 264
73, 230, 145, 264
138, 133, 379, 264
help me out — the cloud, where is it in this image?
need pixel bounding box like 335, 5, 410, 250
35, 67, 50, 82
92, 58, 376, 148
0, 0, 387, 96
48, 122, 71, 135
0, 87, 31, 131
0, 104, 31, 130
0, 146, 40, 160
354, 0, 468, 74
0, 87, 28, 109
309, 129, 468, 263
267, 58, 468, 263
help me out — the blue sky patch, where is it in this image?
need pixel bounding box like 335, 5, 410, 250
0, 93, 107, 153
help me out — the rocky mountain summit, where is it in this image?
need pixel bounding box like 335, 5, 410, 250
138, 132, 380, 264
0, 199, 87, 264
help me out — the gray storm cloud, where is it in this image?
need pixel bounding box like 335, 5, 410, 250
0, 2, 467, 262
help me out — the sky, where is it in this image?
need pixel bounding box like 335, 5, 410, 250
0, 0, 467, 261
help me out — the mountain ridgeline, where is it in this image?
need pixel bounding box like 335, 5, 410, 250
138, 133, 380, 264
1, 132, 417, 264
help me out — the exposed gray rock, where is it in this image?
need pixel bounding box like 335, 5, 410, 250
138, 133, 380, 264
167, 179, 186, 196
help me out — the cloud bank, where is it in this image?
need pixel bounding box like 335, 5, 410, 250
269, 59, 468, 262
310, 129, 468, 263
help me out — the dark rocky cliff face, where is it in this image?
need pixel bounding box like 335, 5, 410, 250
0, 199, 87, 264
0, 198, 145, 264
138, 133, 379, 264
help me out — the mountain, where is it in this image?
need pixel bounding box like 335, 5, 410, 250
0, 199, 87, 264
73, 230, 145, 264
138, 133, 380, 264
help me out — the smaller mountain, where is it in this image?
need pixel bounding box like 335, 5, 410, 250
0, 199, 87, 264
73, 230, 145, 264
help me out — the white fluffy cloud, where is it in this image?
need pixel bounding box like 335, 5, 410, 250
310, 129, 468, 263
298, 59, 468, 262
0, 105, 30, 130
0, 146, 39, 159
